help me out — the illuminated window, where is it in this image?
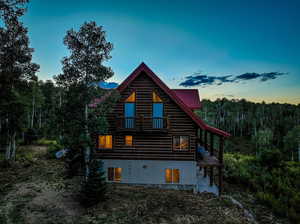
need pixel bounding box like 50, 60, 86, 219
125, 91, 136, 102
98, 135, 112, 149
125, 135, 133, 146
152, 92, 163, 128
165, 168, 180, 183
152, 91, 163, 102
125, 92, 136, 128
108, 167, 122, 182
173, 136, 189, 151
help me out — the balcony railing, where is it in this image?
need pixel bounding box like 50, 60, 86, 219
116, 115, 170, 132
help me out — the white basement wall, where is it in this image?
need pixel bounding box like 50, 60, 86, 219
101, 159, 197, 185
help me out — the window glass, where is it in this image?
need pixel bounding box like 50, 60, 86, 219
165, 168, 172, 183
125, 92, 136, 102
180, 136, 189, 150
99, 135, 112, 149
152, 92, 163, 102
153, 103, 163, 117
173, 136, 189, 150
173, 169, 180, 183
114, 168, 122, 182
125, 103, 135, 117
125, 135, 133, 146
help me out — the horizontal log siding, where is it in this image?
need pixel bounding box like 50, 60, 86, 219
96, 72, 198, 161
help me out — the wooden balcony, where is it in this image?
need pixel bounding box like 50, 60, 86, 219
115, 115, 170, 134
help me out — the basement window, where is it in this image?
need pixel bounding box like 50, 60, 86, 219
165, 168, 180, 183
108, 167, 122, 182
98, 135, 113, 149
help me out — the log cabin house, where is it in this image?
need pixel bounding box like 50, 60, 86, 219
95, 63, 230, 195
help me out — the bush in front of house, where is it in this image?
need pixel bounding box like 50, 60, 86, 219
224, 151, 300, 222
36, 138, 57, 146
46, 142, 63, 159
80, 159, 107, 207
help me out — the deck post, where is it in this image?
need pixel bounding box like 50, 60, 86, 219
210, 132, 214, 156
199, 128, 203, 145
204, 131, 208, 177
204, 130, 208, 151
218, 136, 224, 196
209, 133, 214, 186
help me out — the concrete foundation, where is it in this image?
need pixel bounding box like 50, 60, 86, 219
101, 159, 218, 195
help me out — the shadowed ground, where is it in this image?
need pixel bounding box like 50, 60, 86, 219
0, 146, 288, 224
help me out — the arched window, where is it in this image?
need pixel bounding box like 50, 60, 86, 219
152, 92, 163, 128
124, 92, 136, 128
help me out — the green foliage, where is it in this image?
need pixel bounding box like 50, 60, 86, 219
224, 151, 300, 222
284, 125, 300, 161
196, 99, 300, 151
46, 143, 63, 159
80, 159, 106, 207
36, 138, 57, 146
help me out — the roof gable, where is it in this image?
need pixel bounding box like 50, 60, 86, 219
172, 89, 201, 110
117, 62, 230, 137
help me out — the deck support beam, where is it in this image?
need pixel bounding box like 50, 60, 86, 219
218, 136, 224, 196
209, 132, 214, 186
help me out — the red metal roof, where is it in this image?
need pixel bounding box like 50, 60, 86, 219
118, 62, 231, 137
172, 89, 201, 110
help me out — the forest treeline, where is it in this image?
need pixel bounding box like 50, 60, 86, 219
196, 98, 300, 159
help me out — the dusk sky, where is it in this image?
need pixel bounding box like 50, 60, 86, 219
22, 0, 300, 104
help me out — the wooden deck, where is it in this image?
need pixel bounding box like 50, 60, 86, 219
197, 155, 222, 167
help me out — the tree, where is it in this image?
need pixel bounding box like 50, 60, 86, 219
0, 0, 39, 161
79, 158, 106, 207
284, 125, 300, 161
54, 21, 114, 178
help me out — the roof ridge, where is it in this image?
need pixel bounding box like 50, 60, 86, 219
117, 63, 230, 137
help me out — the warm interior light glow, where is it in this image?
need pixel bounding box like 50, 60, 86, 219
173, 136, 189, 150
99, 135, 112, 149
173, 169, 180, 183
115, 168, 122, 182
125, 92, 136, 102
152, 91, 163, 102
125, 135, 133, 146
165, 168, 172, 183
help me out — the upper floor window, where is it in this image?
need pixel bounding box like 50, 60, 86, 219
173, 136, 189, 151
125, 135, 133, 146
125, 91, 136, 102
98, 135, 113, 149
124, 92, 136, 128
152, 91, 163, 128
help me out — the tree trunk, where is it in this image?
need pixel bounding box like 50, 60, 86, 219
5, 135, 11, 161
11, 132, 16, 161
31, 94, 35, 128
298, 134, 300, 162
85, 103, 91, 180
39, 109, 42, 129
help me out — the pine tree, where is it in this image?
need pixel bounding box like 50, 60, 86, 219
80, 159, 107, 207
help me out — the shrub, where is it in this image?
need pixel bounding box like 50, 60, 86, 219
46, 143, 63, 159
37, 138, 57, 146
224, 152, 300, 222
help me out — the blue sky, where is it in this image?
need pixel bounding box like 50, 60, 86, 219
22, 0, 300, 104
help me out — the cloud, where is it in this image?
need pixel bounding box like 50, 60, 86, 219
179, 71, 286, 87
179, 72, 233, 87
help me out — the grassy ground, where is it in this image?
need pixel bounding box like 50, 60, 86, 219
0, 145, 289, 224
